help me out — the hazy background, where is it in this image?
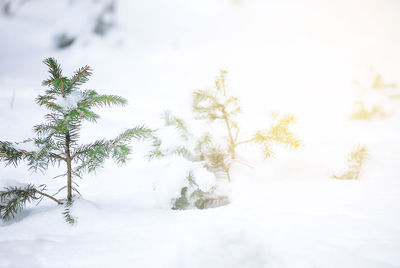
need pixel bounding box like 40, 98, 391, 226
0, 1, 400, 267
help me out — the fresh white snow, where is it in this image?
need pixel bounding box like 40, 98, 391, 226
12, 139, 38, 152
1, 0, 400, 267
54, 90, 85, 111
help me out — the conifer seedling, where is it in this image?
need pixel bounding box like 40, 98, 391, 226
0, 58, 152, 221
192, 70, 302, 181
156, 70, 302, 209
333, 145, 368, 180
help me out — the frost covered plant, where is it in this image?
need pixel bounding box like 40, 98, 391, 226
0, 58, 152, 221
333, 145, 368, 180
155, 70, 301, 209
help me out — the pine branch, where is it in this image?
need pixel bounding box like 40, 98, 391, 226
172, 170, 230, 210
235, 137, 255, 146
202, 145, 231, 176
35, 94, 63, 113
111, 126, 153, 164
72, 126, 152, 172
162, 111, 191, 140
195, 132, 212, 152
193, 89, 217, 108
0, 141, 30, 167
111, 144, 131, 164
81, 90, 128, 108
71, 140, 107, 159
35, 189, 64, 205
237, 114, 302, 159
333, 145, 368, 180
146, 149, 164, 160
70, 65, 92, 88
0, 184, 62, 221
0, 184, 37, 220
42, 58, 62, 86
215, 69, 228, 95
145, 135, 164, 160
168, 146, 196, 161
63, 200, 77, 225
0, 140, 51, 172
112, 126, 153, 144
34, 122, 56, 137
267, 114, 302, 150
73, 139, 110, 173
75, 107, 100, 123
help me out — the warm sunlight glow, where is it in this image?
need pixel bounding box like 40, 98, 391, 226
0, 0, 399, 267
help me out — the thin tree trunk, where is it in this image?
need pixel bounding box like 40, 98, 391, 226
235, 137, 256, 146
65, 133, 72, 202
222, 108, 236, 159
224, 167, 231, 182
224, 118, 235, 157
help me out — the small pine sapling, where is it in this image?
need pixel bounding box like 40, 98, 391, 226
333, 145, 368, 180
152, 111, 230, 210
192, 70, 302, 181
0, 58, 152, 221
155, 70, 301, 209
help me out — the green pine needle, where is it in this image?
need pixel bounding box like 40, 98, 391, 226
0, 184, 43, 220
1, 58, 153, 220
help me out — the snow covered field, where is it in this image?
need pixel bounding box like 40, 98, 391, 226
1, 0, 400, 267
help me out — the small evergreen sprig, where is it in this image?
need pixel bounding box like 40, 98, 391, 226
171, 170, 229, 210
62, 200, 77, 225
333, 145, 368, 180
350, 70, 398, 120
0, 58, 152, 221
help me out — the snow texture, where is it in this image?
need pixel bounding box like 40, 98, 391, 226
13, 140, 38, 152
1, 0, 400, 267
55, 90, 85, 111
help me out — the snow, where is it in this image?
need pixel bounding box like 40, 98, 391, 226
156, 125, 188, 152
1, 0, 400, 267
13, 140, 38, 152
55, 90, 85, 111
